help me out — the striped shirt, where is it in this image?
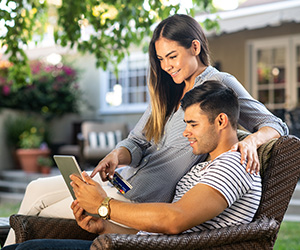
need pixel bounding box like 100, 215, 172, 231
173, 151, 262, 233
118, 66, 287, 203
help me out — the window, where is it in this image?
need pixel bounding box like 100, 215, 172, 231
100, 52, 149, 114
248, 35, 300, 116
256, 47, 286, 108
295, 39, 300, 107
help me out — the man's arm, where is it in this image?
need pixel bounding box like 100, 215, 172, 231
71, 173, 227, 235
71, 200, 138, 235
109, 184, 227, 234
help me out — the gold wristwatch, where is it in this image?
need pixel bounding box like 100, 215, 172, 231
98, 197, 113, 220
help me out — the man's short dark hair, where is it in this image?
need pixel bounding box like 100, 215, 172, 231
181, 80, 240, 129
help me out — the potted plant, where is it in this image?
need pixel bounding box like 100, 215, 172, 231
5, 115, 51, 173
37, 156, 54, 174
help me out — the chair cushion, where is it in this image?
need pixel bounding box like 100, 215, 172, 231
236, 129, 277, 176
257, 138, 277, 176
88, 130, 122, 149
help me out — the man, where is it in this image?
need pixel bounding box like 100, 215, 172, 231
3, 81, 262, 249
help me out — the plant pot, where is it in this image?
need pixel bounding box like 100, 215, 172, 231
40, 166, 51, 174
15, 148, 50, 173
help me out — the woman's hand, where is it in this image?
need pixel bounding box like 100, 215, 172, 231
91, 150, 119, 181
231, 127, 280, 174
231, 138, 259, 174
91, 147, 131, 181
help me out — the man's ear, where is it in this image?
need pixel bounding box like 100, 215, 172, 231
216, 113, 229, 128
191, 39, 201, 56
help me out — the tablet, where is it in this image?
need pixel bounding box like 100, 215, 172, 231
54, 155, 132, 196
54, 155, 101, 217
53, 155, 83, 200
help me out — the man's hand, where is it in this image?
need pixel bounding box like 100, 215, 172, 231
70, 171, 107, 214
71, 200, 105, 234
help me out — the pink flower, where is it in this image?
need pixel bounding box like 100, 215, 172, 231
44, 65, 54, 73
2, 85, 11, 96
31, 63, 41, 74
63, 66, 75, 76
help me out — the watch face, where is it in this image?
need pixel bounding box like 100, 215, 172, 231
99, 206, 108, 217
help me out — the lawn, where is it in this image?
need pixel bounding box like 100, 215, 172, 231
0, 202, 299, 249
274, 221, 300, 249
0, 202, 20, 217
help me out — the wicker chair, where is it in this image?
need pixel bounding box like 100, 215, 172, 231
9, 135, 300, 249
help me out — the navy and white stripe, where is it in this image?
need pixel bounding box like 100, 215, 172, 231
173, 151, 261, 233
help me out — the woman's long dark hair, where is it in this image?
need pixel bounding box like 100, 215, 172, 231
144, 14, 210, 143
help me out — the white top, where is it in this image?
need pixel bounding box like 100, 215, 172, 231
173, 151, 262, 233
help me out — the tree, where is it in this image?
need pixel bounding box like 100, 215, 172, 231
0, 0, 218, 88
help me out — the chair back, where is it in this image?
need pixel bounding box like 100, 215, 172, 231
254, 135, 300, 224
81, 121, 128, 148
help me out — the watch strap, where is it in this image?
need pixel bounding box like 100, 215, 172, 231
98, 197, 113, 220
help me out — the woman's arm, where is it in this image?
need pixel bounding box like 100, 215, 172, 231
221, 74, 288, 173
222, 74, 288, 136
91, 106, 153, 180
115, 105, 153, 167
231, 126, 280, 174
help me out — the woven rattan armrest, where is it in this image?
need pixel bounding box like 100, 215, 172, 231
90, 216, 279, 250
9, 214, 98, 243
10, 214, 279, 249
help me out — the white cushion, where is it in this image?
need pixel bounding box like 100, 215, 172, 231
88, 130, 122, 149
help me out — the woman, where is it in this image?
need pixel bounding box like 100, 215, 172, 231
4, 14, 288, 246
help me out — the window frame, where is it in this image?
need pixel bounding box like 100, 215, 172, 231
247, 35, 300, 112
99, 52, 149, 115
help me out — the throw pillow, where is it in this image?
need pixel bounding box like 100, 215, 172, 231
88, 130, 122, 149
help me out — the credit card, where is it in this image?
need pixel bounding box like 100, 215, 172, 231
107, 172, 132, 194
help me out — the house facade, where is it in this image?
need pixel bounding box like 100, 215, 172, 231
83, 0, 300, 129
91, 0, 300, 136
1, 0, 300, 170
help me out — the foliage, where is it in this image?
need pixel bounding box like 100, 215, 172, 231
0, 60, 82, 120
37, 156, 54, 167
19, 128, 44, 149
4, 115, 49, 149
0, 0, 218, 87
0, 0, 48, 89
